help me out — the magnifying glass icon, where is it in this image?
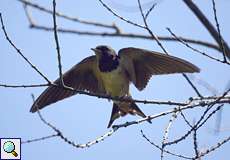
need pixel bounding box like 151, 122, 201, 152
3, 141, 18, 157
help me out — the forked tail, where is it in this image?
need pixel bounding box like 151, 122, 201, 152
107, 101, 152, 128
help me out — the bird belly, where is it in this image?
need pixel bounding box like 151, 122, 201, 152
100, 67, 129, 97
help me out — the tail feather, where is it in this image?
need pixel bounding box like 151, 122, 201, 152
107, 102, 151, 128
107, 103, 123, 128
129, 102, 152, 124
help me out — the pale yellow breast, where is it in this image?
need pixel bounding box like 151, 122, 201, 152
100, 67, 129, 97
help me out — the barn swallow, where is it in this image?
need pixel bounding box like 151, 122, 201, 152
30, 45, 200, 127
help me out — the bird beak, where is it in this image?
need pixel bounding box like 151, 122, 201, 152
91, 48, 98, 52
91, 48, 100, 55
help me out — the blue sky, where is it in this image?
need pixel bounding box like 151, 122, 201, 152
0, 0, 229, 160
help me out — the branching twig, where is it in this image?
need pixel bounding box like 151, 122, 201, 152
196, 104, 224, 130
141, 130, 193, 160
167, 27, 230, 65
183, 0, 230, 59
165, 89, 229, 146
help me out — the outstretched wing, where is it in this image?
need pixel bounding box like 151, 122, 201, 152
118, 47, 200, 91
30, 56, 105, 113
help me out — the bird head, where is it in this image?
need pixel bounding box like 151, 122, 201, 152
91, 45, 116, 59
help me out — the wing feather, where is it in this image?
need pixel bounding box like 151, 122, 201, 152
30, 56, 105, 112
119, 47, 200, 91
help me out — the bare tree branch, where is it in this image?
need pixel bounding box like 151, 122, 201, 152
17, 0, 117, 30
26, 23, 222, 52
20, 1, 223, 54
183, 0, 230, 60
23, 92, 229, 151
0, 83, 49, 88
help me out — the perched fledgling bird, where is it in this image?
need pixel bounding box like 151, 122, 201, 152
30, 45, 200, 127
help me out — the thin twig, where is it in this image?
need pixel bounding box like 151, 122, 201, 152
197, 136, 230, 159
137, 0, 168, 54
192, 120, 199, 159
23, 3, 35, 26
0, 13, 51, 83
180, 111, 193, 128
0, 83, 49, 88
59, 128, 117, 149
144, 2, 157, 20
98, 0, 145, 29
196, 104, 224, 130
167, 27, 230, 65
182, 73, 203, 98
22, 134, 59, 144
52, 0, 64, 86
211, 0, 227, 62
